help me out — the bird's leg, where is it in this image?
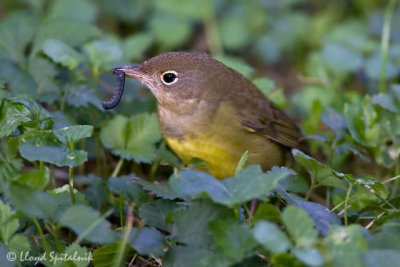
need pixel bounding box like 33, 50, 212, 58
102, 68, 126, 109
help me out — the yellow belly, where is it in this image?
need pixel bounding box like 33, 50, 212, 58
166, 135, 239, 179
160, 101, 284, 179
165, 130, 283, 179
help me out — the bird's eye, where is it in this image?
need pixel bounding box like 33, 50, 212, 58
161, 71, 178, 85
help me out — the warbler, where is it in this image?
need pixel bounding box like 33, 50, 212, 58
107, 52, 302, 179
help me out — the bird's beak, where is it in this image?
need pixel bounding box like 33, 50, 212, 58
113, 65, 148, 81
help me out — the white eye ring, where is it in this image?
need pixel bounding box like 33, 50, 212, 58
161, 71, 178, 85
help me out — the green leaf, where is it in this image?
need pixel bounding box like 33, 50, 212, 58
292, 247, 325, 267
209, 220, 256, 262
100, 114, 162, 163
7, 234, 31, 261
31, 19, 100, 57
53, 125, 93, 150
83, 39, 122, 77
93, 241, 131, 267
169, 166, 293, 207
253, 77, 276, 97
123, 33, 153, 61
42, 39, 83, 70
128, 227, 165, 257
356, 176, 389, 199
220, 16, 250, 50
282, 205, 318, 247
292, 149, 345, 188
253, 221, 291, 253
64, 84, 102, 109
12, 168, 49, 190
170, 200, 234, 247
53, 243, 91, 267
372, 93, 400, 113
0, 243, 15, 267
253, 203, 281, 223
0, 12, 38, 66
0, 96, 53, 138
139, 199, 179, 232
214, 55, 253, 78
47, 0, 98, 24
344, 96, 380, 147
277, 188, 340, 235
0, 201, 19, 244
321, 42, 363, 73
5, 182, 59, 220
19, 130, 87, 167
135, 178, 178, 200
324, 225, 367, 267
322, 107, 348, 141
58, 205, 115, 244
149, 14, 191, 49
364, 249, 400, 267
107, 176, 151, 205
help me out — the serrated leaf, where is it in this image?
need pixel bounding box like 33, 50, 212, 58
31, 19, 100, 57
53, 243, 91, 267
292, 149, 345, 188
282, 205, 318, 247
253, 221, 291, 253
58, 205, 115, 244
7, 234, 31, 262
0, 97, 53, 138
12, 168, 49, 190
169, 166, 293, 207
107, 176, 151, 205
5, 182, 59, 221
135, 178, 178, 200
139, 199, 179, 232
100, 114, 161, 163
19, 130, 87, 167
0, 201, 19, 244
171, 200, 234, 247
209, 220, 256, 262
253, 203, 281, 223
324, 225, 367, 267
277, 187, 340, 235
93, 241, 131, 267
128, 227, 165, 256
53, 125, 93, 150
42, 39, 83, 70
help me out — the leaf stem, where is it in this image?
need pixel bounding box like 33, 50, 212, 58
379, 0, 397, 93
68, 166, 75, 204
344, 183, 353, 226
115, 206, 134, 267
112, 158, 124, 177
120, 188, 124, 228
33, 218, 51, 256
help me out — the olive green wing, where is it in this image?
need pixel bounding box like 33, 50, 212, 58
239, 101, 302, 149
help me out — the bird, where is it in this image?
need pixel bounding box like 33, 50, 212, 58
105, 52, 303, 179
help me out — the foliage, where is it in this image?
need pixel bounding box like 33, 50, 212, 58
1, 0, 400, 266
